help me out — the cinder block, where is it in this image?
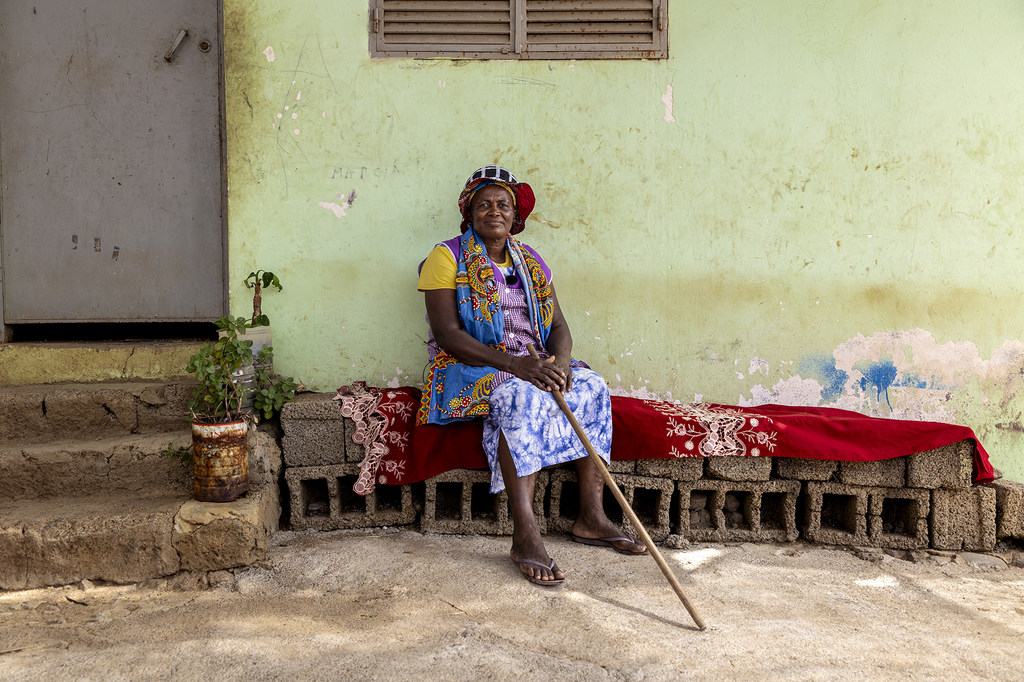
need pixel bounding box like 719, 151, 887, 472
549, 469, 674, 541
636, 457, 704, 481
281, 420, 346, 467
550, 457, 632, 474
930, 487, 996, 551
281, 392, 344, 420
839, 458, 906, 487
608, 458, 636, 474
282, 394, 367, 464
803, 481, 869, 545
677, 479, 800, 543
867, 487, 930, 549
421, 469, 546, 536
342, 418, 368, 463
704, 456, 772, 481
284, 464, 415, 531
991, 480, 1024, 540
906, 441, 973, 489
775, 457, 837, 481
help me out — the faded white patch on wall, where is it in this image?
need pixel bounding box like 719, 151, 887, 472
319, 201, 347, 218
740, 376, 823, 407
319, 191, 357, 219
263, 46, 276, 62
661, 84, 676, 123
609, 383, 679, 403
748, 357, 769, 375
385, 367, 406, 389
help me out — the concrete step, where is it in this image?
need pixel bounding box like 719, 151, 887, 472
0, 492, 188, 590
0, 431, 193, 501
0, 341, 201, 386
0, 484, 279, 590
0, 380, 195, 445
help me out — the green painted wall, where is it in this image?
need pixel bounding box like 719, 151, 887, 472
223, 1, 1024, 480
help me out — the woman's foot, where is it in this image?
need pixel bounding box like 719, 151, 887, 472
571, 515, 647, 555
510, 525, 565, 584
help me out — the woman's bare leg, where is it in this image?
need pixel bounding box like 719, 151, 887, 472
497, 432, 564, 583
571, 454, 647, 554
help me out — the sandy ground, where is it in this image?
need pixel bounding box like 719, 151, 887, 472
1, 529, 1023, 681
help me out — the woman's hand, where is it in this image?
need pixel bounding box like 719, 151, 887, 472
511, 355, 568, 393
550, 355, 572, 393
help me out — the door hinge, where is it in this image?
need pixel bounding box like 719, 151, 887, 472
373, 8, 382, 33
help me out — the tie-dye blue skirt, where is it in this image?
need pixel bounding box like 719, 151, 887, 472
482, 367, 612, 493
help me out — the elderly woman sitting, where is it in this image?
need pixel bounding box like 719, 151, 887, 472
417, 166, 647, 586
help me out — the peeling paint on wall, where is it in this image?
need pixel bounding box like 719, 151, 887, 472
661, 84, 676, 123
856, 358, 898, 410
797, 354, 847, 402
223, 2, 1024, 481
318, 190, 357, 219
738, 330, 1024, 424
748, 357, 769, 375
609, 383, 679, 403
385, 366, 407, 389
263, 45, 276, 62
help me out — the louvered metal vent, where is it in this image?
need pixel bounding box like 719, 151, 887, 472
371, 0, 666, 59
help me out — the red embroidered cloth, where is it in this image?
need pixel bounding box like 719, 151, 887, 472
335, 383, 995, 495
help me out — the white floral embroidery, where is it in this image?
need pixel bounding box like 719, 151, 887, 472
646, 401, 778, 457
384, 459, 406, 480
336, 381, 415, 496
388, 401, 415, 419
387, 430, 410, 451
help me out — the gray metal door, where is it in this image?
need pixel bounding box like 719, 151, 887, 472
0, 1, 224, 323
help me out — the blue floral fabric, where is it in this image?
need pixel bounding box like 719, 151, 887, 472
482, 368, 612, 493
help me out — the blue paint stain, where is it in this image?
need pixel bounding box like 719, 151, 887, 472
900, 372, 929, 389
855, 359, 898, 411
798, 354, 848, 402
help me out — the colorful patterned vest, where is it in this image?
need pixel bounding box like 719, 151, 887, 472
418, 229, 553, 425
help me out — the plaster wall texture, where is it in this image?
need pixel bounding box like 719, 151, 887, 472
222, 1, 1024, 480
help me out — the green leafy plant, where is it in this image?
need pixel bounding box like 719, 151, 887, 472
185, 315, 298, 423
164, 441, 193, 463
252, 345, 298, 419
186, 316, 253, 423
243, 270, 282, 327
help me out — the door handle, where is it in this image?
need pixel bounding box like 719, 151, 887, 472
164, 29, 189, 62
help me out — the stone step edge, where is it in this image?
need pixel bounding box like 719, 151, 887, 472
0, 342, 201, 387
0, 380, 197, 446
0, 484, 280, 591
0, 379, 197, 392
0, 431, 194, 502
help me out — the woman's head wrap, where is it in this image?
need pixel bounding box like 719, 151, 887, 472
458, 165, 535, 235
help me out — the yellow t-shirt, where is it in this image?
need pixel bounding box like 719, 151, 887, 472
417, 244, 512, 291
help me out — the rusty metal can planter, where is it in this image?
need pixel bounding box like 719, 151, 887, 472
192, 419, 249, 502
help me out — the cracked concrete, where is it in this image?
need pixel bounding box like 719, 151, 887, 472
0, 382, 193, 444
1, 531, 1022, 680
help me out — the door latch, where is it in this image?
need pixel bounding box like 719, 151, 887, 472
164, 29, 189, 62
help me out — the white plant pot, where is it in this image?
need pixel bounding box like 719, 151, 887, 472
220, 325, 273, 368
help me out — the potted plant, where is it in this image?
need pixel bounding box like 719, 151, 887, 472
186, 315, 297, 502
240, 270, 282, 368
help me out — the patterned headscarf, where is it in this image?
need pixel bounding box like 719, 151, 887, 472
458, 165, 536, 235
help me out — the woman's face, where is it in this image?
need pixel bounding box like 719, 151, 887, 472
471, 184, 515, 241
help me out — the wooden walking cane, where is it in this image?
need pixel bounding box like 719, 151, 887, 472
527, 345, 707, 630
